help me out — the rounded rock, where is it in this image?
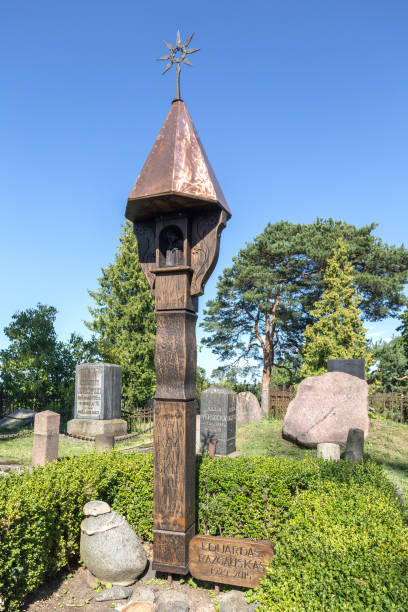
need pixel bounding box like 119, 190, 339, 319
80, 508, 147, 586
83, 500, 111, 516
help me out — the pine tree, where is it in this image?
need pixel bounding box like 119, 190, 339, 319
300, 238, 370, 378
86, 222, 156, 406
398, 308, 408, 362
201, 219, 408, 415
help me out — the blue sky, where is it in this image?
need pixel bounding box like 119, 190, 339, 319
1, 1, 407, 376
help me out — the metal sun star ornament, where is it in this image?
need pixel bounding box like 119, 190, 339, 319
157, 30, 200, 100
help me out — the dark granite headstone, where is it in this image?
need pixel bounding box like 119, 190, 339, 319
344, 427, 364, 463
200, 386, 236, 455
74, 363, 122, 420
327, 359, 365, 380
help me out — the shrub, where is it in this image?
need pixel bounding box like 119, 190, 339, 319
0, 452, 153, 611
0, 452, 405, 610
254, 481, 408, 611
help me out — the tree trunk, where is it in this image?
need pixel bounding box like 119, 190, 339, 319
261, 367, 271, 418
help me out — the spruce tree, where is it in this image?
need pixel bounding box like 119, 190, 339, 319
86, 222, 156, 406
300, 238, 370, 378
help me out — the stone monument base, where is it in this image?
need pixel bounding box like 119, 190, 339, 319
67, 419, 127, 438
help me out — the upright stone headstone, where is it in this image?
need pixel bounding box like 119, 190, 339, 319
236, 391, 262, 425
67, 363, 127, 438
32, 410, 60, 466
95, 434, 115, 452
327, 359, 365, 380
200, 386, 236, 455
344, 427, 364, 462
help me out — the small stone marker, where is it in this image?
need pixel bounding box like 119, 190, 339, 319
344, 427, 364, 462
189, 535, 274, 588
67, 363, 127, 438
95, 434, 115, 452
200, 386, 236, 455
236, 391, 263, 425
317, 442, 340, 461
32, 410, 60, 466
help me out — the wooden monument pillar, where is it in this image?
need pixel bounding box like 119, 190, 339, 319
125, 99, 231, 574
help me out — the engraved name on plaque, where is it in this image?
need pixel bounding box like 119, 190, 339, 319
189, 535, 274, 588
76, 367, 102, 419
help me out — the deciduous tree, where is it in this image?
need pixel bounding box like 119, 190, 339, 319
0, 304, 96, 398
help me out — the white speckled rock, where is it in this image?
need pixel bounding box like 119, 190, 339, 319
80, 504, 147, 586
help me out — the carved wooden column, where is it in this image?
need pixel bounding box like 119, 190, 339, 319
126, 99, 231, 574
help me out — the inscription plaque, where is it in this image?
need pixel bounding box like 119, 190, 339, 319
200, 385, 236, 455
189, 535, 274, 588
74, 363, 122, 421
76, 367, 102, 418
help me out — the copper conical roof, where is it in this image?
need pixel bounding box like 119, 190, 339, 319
125, 100, 231, 222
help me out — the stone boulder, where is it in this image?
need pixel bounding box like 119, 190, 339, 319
282, 372, 369, 448
80, 501, 147, 586
236, 392, 263, 425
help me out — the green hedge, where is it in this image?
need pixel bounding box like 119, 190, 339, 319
0, 453, 407, 611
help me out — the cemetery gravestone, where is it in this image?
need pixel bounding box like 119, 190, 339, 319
95, 434, 115, 452
236, 391, 263, 425
200, 386, 236, 455
283, 372, 369, 447
32, 410, 60, 466
344, 427, 364, 462
67, 363, 127, 438
327, 358, 365, 380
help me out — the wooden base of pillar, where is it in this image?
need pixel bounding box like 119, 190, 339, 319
152, 523, 195, 574
153, 400, 196, 574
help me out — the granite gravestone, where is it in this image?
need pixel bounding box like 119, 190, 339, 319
32, 410, 60, 466
67, 363, 127, 438
200, 386, 236, 455
327, 359, 365, 380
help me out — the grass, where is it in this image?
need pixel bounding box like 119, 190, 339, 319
2, 414, 407, 503
0, 430, 153, 465
236, 415, 408, 503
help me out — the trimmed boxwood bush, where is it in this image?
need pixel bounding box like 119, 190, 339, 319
0, 453, 407, 610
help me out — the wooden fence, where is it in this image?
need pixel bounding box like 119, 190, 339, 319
269, 386, 408, 424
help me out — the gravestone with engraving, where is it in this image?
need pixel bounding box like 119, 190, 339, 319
67, 363, 126, 438
200, 386, 236, 455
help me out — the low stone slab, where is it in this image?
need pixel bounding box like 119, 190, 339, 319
317, 442, 340, 461
0, 409, 35, 432
67, 418, 127, 438
282, 372, 369, 448
236, 392, 263, 425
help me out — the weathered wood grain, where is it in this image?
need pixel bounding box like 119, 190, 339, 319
189, 535, 274, 588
